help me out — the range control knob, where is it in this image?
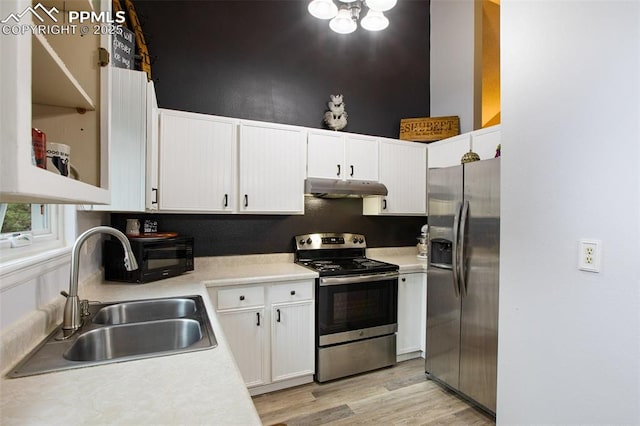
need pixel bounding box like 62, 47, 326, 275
352, 238, 359, 244
299, 239, 306, 245
358, 238, 364, 244
306, 238, 313, 245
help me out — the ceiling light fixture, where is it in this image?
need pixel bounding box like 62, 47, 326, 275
308, 0, 396, 34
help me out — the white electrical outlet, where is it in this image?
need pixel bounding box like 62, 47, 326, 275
578, 239, 602, 272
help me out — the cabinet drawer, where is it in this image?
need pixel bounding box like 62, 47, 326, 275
269, 281, 313, 303
218, 286, 264, 310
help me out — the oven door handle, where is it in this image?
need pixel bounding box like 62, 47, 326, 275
319, 271, 399, 286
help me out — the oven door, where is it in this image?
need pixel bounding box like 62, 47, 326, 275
317, 272, 398, 346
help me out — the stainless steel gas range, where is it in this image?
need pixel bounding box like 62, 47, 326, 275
294, 232, 399, 382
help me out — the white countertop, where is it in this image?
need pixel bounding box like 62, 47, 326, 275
0, 248, 426, 425
0, 281, 263, 426
367, 247, 429, 273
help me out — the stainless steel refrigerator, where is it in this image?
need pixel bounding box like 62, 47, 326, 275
425, 158, 499, 415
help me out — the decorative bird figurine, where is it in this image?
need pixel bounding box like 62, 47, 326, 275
324, 94, 348, 131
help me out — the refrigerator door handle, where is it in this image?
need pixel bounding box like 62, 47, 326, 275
458, 200, 470, 297
451, 202, 462, 298
430, 263, 453, 270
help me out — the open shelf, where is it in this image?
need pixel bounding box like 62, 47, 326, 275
31, 33, 95, 110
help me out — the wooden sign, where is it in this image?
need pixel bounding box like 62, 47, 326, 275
399, 116, 460, 142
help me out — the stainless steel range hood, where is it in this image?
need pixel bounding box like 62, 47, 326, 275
304, 178, 388, 198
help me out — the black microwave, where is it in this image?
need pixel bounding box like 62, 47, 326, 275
104, 236, 194, 283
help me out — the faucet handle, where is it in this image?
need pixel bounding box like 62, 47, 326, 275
80, 299, 90, 317
60, 290, 69, 298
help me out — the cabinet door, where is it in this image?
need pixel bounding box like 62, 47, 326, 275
397, 273, 426, 355
307, 131, 344, 179
146, 81, 159, 210
345, 135, 379, 181
471, 125, 501, 160
271, 301, 315, 382
217, 309, 267, 387
427, 133, 471, 169
93, 68, 147, 212
158, 110, 237, 211
238, 122, 306, 214
367, 139, 427, 216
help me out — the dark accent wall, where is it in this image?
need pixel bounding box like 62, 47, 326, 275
133, 0, 430, 138
112, 198, 427, 256
121, 1, 431, 256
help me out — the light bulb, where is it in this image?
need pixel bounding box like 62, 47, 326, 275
308, 0, 338, 20
365, 0, 397, 12
330, 8, 357, 34
361, 9, 388, 31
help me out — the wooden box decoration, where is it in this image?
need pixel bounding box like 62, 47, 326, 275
399, 116, 460, 142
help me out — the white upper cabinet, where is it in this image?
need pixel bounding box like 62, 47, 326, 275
427, 133, 472, 169
145, 81, 160, 210
427, 125, 501, 169
364, 138, 427, 216
92, 69, 148, 212
0, 0, 111, 204
158, 110, 237, 212
306, 130, 344, 179
471, 125, 501, 160
345, 134, 379, 181
307, 129, 379, 181
238, 121, 306, 214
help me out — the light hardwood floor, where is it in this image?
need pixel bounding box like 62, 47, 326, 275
252, 358, 495, 426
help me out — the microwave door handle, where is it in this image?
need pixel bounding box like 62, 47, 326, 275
458, 200, 470, 297
451, 202, 462, 298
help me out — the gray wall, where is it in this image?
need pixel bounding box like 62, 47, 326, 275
497, 1, 640, 424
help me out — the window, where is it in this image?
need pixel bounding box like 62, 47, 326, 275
0, 203, 64, 261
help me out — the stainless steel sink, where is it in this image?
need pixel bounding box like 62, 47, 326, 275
93, 298, 197, 325
65, 319, 203, 362
8, 295, 217, 378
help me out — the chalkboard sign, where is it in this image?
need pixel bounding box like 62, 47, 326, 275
112, 26, 135, 69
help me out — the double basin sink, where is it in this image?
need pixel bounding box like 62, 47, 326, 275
8, 295, 217, 378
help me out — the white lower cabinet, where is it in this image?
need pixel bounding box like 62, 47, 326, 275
211, 280, 314, 395
271, 301, 314, 381
396, 272, 427, 361
217, 308, 267, 388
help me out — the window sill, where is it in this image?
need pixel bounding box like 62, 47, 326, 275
0, 246, 72, 291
